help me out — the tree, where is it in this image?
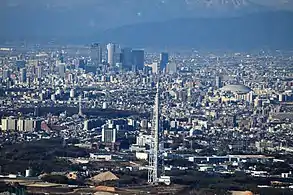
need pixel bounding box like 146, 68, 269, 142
41, 174, 69, 184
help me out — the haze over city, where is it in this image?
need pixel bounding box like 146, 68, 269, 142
1, 0, 293, 49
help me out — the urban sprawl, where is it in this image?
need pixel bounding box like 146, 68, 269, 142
0, 44, 293, 195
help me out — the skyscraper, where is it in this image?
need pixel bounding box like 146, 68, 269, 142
120, 47, 133, 70
151, 62, 160, 74
160, 52, 169, 71
20, 68, 27, 83
17, 118, 42, 132
91, 43, 103, 65
132, 49, 144, 70
166, 62, 177, 74
114, 47, 121, 67
1, 117, 17, 131
102, 121, 117, 143
37, 66, 43, 79
215, 76, 222, 89
58, 63, 66, 78
107, 43, 116, 66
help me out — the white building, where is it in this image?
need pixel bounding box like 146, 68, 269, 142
136, 133, 152, 147
107, 43, 116, 66
151, 62, 160, 74
102, 122, 117, 143
135, 152, 148, 160
166, 62, 177, 74
2, 117, 41, 132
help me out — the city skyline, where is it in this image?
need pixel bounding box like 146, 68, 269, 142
1, 1, 293, 194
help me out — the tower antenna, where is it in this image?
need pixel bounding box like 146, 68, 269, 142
148, 80, 160, 184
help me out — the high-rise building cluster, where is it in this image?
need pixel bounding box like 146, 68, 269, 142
75, 43, 173, 73
1, 117, 42, 132
1, 43, 293, 194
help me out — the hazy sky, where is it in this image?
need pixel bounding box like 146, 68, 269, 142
1, 0, 293, 39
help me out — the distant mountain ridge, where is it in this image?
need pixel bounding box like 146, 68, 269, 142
1, 2, 293, 50
0, 0, 291, 41
95, 11, 293, 50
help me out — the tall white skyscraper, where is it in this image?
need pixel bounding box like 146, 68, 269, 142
107, 43, 116, 66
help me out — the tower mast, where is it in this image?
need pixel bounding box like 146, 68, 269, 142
148, 81, 160, 184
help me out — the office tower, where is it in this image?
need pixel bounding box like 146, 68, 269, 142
160, 52, 169, 71
166, 62, 177, 74
91, 43, 103, 65
24, 119, 37, 131
37, 66, 43, 79
17, 118, 42, 132
20, 68, 27, 83
102, 122, 117, 143
1, 118, 17, 131
132, 50, 145, 70
18, 119, 25, 131
215, 76, 222, 88
121, 47, 133, 70
58, 63, 66, 78
107, 43, 116, 66
114, 47, 121, 67
152, 62, 160, 74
